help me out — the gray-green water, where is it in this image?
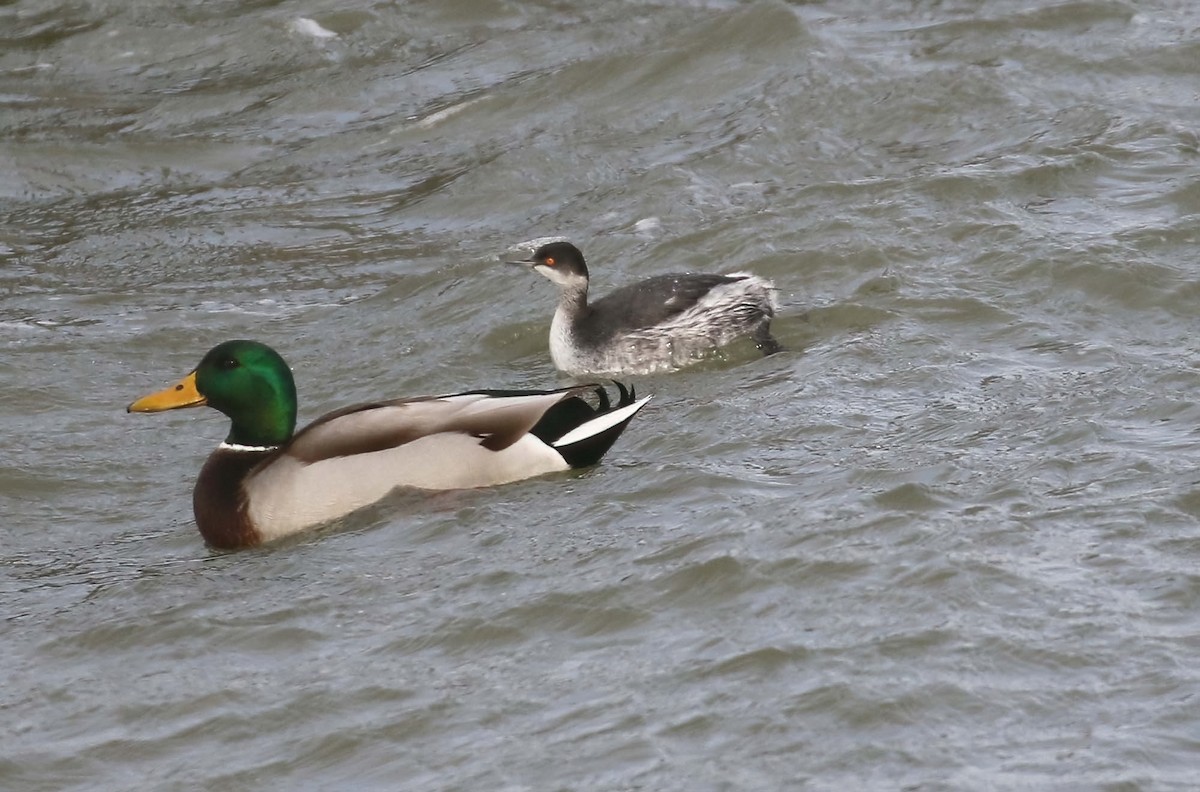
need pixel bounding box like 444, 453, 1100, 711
5, 0, 1200, 789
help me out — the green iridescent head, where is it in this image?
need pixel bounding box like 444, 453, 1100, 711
129, 340, 298, 447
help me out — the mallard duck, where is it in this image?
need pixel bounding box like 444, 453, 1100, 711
128, 340, 650, 549
509, 240, 782, 376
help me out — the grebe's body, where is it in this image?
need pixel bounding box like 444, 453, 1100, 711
514, 241, 780, 375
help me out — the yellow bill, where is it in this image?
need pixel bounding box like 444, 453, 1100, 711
128, 371, 206, 413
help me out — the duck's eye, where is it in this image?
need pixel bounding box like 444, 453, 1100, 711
544, 256, 556, 266
219, 357, 240, 370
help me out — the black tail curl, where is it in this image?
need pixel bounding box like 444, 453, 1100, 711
589, 380, 637, 414
531, 381, 642, 469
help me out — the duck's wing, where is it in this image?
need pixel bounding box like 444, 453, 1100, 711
285, 387, 587, 464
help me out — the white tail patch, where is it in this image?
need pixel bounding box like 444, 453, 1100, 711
552, 396, 651, 448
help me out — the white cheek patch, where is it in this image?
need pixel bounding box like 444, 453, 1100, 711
535, 265, 582, 288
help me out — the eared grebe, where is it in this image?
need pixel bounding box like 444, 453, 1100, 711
128, 340, 650, 549
510, 240, 782, 376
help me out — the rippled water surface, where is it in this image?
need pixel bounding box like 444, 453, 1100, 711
5, 0, 1200, 789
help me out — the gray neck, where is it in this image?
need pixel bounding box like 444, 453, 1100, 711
556, 281, 589, 317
